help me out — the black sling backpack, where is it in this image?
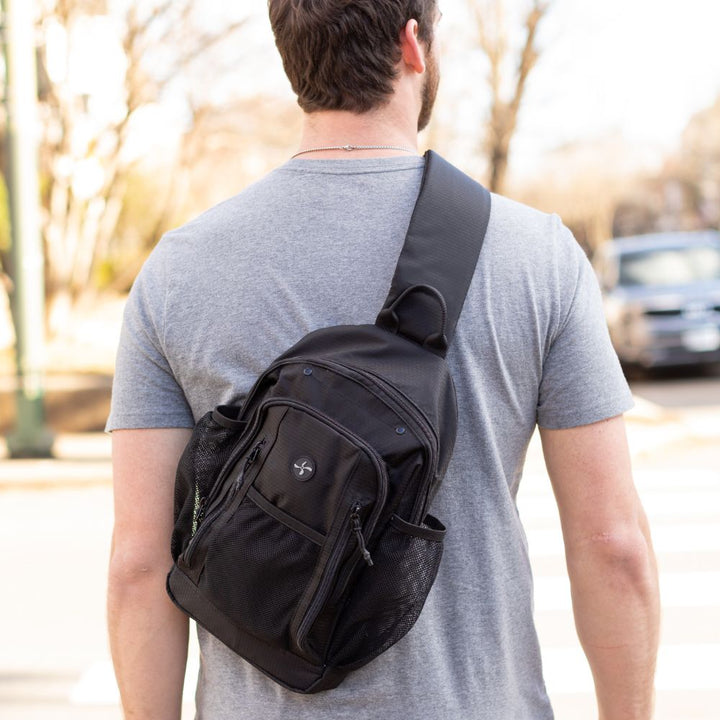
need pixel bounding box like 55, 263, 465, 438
167, 151, 492, 693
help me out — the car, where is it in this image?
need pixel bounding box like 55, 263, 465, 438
593, 230, 720, 368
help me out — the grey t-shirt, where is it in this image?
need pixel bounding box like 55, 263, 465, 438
108, 156, 632, 719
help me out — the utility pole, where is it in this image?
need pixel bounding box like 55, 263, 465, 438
3, 0, 54, 457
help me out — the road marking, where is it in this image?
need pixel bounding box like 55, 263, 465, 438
522, 491, 720, 521
542, 644, 720, 694
534, 571, 720, 612
521, 468, 720, 495
69, 661, 118, 706
70, 656, 200, 706
524, 523, 720, 557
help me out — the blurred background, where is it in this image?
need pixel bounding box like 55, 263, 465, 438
0, 1, 718, 718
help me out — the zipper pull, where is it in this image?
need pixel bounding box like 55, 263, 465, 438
235, 438, 266, 491
193, 495, 207, 534
245, 439, 265, 469
351, 506, 374, 567
197, 496, 207, 524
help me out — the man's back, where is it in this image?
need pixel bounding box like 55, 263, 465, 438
108, 155, 631, 718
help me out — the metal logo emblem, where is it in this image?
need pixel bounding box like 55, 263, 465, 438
292, 457, 316, 482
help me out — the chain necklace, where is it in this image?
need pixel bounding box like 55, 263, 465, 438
291, 144, 417, 159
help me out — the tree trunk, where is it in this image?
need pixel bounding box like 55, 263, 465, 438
472, 0, 550, 194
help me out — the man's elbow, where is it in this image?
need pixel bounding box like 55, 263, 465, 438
570, 523, 658, 597
108, 533, 173, 593
567, 521, 660, 665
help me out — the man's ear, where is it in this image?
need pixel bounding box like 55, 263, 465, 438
399, 19, 426, 74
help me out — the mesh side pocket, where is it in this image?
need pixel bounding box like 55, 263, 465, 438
328, 513, 445, 668
201, 496, 321, 650
171, 409, 246, 560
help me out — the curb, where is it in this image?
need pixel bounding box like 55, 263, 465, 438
0, 433, 112, 490
0, 460, 112, 490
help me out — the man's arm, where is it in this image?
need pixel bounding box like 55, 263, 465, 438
539, 415, 660, 720
108, 428, 193, 720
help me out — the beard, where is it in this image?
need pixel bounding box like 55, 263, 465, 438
417, 49, 440, 132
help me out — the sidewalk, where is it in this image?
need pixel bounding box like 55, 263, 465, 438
0, 433, 111, 489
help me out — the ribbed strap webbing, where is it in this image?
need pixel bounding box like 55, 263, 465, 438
376, 150, 492, 357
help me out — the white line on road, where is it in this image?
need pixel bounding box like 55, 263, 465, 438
534, 572, 720, 611
521, 491, 720, 521
543, 644, 720, 694
525, 523, 720, 557
70, 656, 200, 707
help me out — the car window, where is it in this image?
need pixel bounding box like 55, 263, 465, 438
618, 246, 720, 287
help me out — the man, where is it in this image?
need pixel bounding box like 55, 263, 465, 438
107, 1, 659, 718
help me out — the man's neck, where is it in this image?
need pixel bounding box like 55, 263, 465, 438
295, 107, 420, 159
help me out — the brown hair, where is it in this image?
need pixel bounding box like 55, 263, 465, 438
268, 0, 438, 113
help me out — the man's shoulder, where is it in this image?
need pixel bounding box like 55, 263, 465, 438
147, 166, 298, 275
170, 168, 286, 238
488, 191, 550, 226
484, 191, 580, 265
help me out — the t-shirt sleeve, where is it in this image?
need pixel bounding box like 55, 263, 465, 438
106, 246, 194, 431
536, 226, 633, 429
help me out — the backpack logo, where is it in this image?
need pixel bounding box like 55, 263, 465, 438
292, 457, 316, 481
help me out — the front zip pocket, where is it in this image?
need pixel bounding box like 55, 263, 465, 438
170, 410, 247, 563
183, 399, 388, 660
329, 513, 446, 668
181, 436, 267, 567
201, 491, 325, 648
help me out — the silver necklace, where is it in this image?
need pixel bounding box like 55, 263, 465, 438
291, 144, 417, 159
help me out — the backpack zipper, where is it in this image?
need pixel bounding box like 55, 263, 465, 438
252, 356, 436, 457
279, 357, 439, 523
295, 501, 373, 653
358, 365, 439, 453
327, 463, 421, 613
192, 492, 207, 536
350, 365, 441, 521
182, 437, 266, 566
183, 396, 389, 574
350, 504, 373, 567
241, 397, 389, 654
197, 438, 265, 531
188, 401, 274, 541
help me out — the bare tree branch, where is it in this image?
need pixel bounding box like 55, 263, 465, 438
29, 0, 253, 325
470, 0, 551, 193
164, 18, 249, 79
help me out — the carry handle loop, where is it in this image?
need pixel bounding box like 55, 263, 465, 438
376, 284, 449, 354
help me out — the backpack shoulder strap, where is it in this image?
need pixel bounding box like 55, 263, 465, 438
376, 150, 492, 357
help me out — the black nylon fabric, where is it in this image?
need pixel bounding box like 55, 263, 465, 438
377, 150, 492, 354
171, 411, 247, 561
328, 513, 445, 668
166, 154, 491, 693
270, 324, 456, 466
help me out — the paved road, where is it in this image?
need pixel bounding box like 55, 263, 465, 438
520, 431, 720, 718
627, 363, 720, 408
522, 368, 720, 718
1, 378, 718, 719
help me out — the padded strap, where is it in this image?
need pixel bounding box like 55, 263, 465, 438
376, 150, 491, 357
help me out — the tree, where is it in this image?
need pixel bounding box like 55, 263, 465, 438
470, 0, 551, 194
668, 95, 720, 228
2, 0, 251, 331
514, 133, 643, 254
